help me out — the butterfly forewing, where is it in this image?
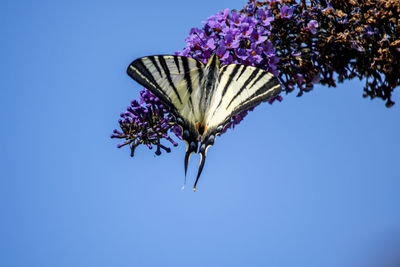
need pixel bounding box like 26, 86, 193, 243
127, 55, 205, 124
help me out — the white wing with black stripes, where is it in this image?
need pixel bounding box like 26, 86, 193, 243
126, 54, 281, 191
195, 61, 281, 190
204, 63, 281, 137
127, 55, 208, 186
127, 55, 205, 125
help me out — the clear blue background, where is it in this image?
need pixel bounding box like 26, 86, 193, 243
1, 1, 399, 266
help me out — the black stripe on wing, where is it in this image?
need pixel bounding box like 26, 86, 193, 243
181, 57, 194, 94
219, 65, 281, 119
212, 64, 241, 117
226, 68, 263, 109
127, 55, 205, 116
205, 65, 281, 139
221, 64, 241, 97
149, 56, 163, 78
127, 57, 176, 113
236, 64, 248, 81
221, 75, 281, 128
232, 75, 281, 116
158, 56, 183, 104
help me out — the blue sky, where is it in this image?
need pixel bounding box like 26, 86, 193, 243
1, 0, 400, 266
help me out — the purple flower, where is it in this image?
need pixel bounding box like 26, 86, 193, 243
221, 26, 240, 37
248, 53, 263, 65
209, 37, 218, 49
280, 5, 293, 19
262, 41, 275, 56
221, 33, 240, 49
248, 43, 264, 64
207, 19, 224, 31
216, 45, 227, 57
307, 20, 318, 34
251, 27, 269, 44
115, 6, 283, 156
231, 11, 246, 26
221, 52, 234, 64
291, 51, 301, 57
246, 3, 256, 15
243, 15, 258, 26
256, 9, 274, 27
175, 47, 191, 57
239, 22, 253, 38
218, 8, 230, 20
185, 28, 205, 50
235, 48, 249, 61
205, 8, 230, 31
111, 89, 179, 156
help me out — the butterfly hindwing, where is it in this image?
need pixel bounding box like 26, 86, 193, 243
193, 62, 281, 191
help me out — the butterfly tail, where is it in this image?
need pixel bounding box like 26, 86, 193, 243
184, 143, 197, 176
193, 150, 206, 192
181, 122, 199, 179
193, 134, 216, 192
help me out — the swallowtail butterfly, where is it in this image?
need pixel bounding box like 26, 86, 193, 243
127, 54, 281, 191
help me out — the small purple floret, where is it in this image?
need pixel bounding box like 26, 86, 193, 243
246, 3, 255, 15
111, 89, 179, 156
174, 6, 282, 131
307, 20, 318, 34
280, 5, 293, 19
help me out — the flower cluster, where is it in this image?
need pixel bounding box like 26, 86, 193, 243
113, 0, 400, 156
175, 5, 283, 132
176, 7, 278, 74
111, 90, 180, 156
266, 0, 400, 106
113, 5, 284, 156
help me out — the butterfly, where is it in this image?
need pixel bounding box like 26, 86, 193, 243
127, 54, 281, 191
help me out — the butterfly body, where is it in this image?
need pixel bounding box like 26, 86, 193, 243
127, 54, 281, 191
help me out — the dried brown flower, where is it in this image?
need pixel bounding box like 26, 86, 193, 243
253, 0, 400, 107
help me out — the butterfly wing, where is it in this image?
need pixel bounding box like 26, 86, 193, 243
127, 55, 204, 121
190, 64, 281, 189
127, 55, 205, 175
204, 64, 281, 137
